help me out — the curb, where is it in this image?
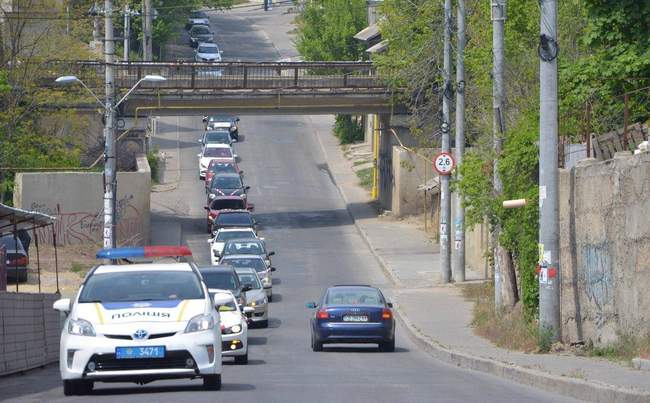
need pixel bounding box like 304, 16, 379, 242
312, 123, 650, 403
393, 303, 649, 403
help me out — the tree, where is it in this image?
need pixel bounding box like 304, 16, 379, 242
295, 0, 367, 62
294, 0, 368, 144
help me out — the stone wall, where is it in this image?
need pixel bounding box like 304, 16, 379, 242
13, 155, 151, 246
560, 152, 650, 345
0, 292, 61, 376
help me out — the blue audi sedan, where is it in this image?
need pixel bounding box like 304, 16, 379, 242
306, 285, 395, 352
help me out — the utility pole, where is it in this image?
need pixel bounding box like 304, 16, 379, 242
103, 0, 117, 250
440, 0, 452, 284
491, 0, 506, 310
92, 1, 100, 43
538, 0, 560, 341
452, 0, 466, 283
123, 5, 130, 61
143, 0, 153, 61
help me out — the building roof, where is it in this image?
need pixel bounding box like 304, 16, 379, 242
0, 203, 56, 234
354, 24, 380, 42
366, 40, 389, 54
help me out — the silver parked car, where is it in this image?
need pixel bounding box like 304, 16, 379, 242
195, 42, 222, 62
234, 267, 269, 328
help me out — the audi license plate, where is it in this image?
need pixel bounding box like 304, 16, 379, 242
343, 315, 368, 322
115, 346, 165, 359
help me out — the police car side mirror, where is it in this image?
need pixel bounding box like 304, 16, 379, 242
53, 298, 71, 313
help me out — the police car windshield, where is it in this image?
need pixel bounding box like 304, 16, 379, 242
79, 270, 204, 303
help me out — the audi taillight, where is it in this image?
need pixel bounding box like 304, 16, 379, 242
382, 308, 392, 320
316, 310, 329, 320
10, 256, 28, 266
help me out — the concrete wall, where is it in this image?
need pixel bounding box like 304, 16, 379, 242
13, 155, 151, 246
0, 292, 61, 376
560, 152, 650, 345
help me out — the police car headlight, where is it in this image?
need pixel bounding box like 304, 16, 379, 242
68, 318, 96, 337
185, 314, 214, 333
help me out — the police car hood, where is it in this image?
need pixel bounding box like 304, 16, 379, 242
76, 299, 208, 334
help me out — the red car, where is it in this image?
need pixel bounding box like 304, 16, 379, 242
205, 159, 242, 193
204, 196, 254, 233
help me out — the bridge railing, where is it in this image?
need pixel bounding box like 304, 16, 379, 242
38, 61, 383, 91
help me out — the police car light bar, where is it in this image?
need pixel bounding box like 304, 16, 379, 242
96, 246, 193, 260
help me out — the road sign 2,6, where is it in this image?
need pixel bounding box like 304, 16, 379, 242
433, 152, 455, 176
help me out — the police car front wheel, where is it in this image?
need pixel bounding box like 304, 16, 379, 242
202, 374, 222, 390
63, 379, 93, 396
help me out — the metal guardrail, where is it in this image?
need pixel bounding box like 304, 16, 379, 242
39, 61, 383, 91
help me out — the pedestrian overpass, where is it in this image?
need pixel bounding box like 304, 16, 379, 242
43, 61, 405, 116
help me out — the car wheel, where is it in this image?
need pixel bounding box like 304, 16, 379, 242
258, 319, 268, 328
18, 270, 28, 283
267, 294, 273, 303
234, 352, 248, 365
379, 339, 395, 352
311, 333, 323, 352
202, 374, 222, 390
207, 223, 212, 234
63, 380, 93, 396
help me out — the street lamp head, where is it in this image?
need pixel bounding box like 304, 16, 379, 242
142, 74, 166, 83
55, 75, 80, 85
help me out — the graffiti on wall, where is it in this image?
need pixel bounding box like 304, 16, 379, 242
580, 243, 613, 329
29, 194, 143, 246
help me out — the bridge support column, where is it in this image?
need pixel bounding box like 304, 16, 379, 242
377, 114, 393, 211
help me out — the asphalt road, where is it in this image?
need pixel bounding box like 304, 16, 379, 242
0, 4, 579, 403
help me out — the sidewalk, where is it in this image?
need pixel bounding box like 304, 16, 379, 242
312, 116, 650, 403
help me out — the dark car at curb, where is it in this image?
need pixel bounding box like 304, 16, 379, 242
207, 173, 249, 200
306, 285, 395, 352
198, 265, 249, 307
189, 25, 214, 47
210, 210, 257, 235
0, 234, 28, 283
205, 196, 254, 233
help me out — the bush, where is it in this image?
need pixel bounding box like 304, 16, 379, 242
147, 150, 160, 184
334, 115, 364, 144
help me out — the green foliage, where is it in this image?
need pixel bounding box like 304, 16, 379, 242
560, 1, 650, 138
333, 115, 364, 144
356, 167, 373, 190
458, 111, 540, 316
147, 149, 160, 184
295, 0, 368, 61
294, 0, 367, 144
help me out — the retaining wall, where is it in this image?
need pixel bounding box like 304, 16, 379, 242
13, 155, 151, 246
560, 152, 650, 345
0, 292, 61, 376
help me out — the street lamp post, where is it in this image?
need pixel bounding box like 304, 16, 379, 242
55, 74, 165, 252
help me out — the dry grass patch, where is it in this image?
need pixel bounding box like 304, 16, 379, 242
460, 282, 540, 352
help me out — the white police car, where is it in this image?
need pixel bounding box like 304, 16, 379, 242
53, 247, 226, 395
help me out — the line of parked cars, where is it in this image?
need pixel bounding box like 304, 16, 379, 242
186, 11, 222, 63
196, 114, 277, 370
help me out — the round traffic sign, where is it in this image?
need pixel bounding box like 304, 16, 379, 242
433, 152, 455, 176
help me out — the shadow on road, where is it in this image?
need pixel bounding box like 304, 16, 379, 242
247, 336, 268, 345
92, 382, 255, 395
322, 346, 409, 354
0, 364, 62, 400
